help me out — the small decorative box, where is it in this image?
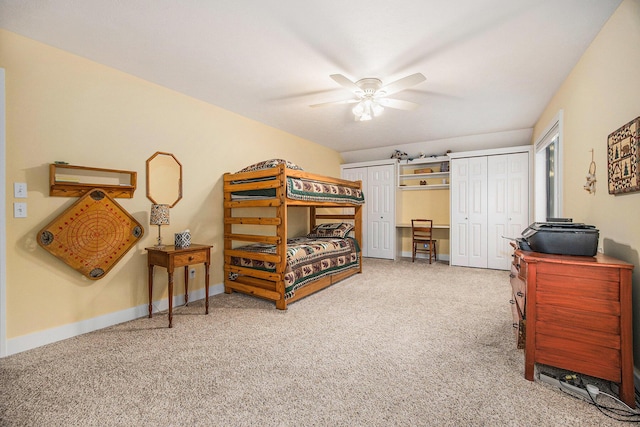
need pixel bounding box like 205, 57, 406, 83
174, 230, 191, 248
414, 167, 433, 174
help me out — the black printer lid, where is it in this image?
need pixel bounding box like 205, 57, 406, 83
531, 222, 597, 230
522, 222, 598, 239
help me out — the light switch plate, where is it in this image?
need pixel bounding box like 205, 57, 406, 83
14, 182, 27, 198
14, 202, 27, 218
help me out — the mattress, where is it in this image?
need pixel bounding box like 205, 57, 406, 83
229, 236, 360, 299
231, 176, 365, 205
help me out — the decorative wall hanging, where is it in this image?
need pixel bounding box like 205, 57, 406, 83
607, 116, 640, 194
38, 189, 144, 279
584, 149, 596, 194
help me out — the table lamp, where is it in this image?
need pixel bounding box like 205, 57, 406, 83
150, 204, 170, 247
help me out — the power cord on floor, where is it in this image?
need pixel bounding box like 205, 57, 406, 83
541, 371, 640, 422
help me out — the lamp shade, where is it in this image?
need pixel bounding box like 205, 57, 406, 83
150, 204, 170, 226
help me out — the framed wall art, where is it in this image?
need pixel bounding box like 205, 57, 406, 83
607, 116, 640, 195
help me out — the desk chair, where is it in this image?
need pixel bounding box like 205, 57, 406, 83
411, 219, 437, 263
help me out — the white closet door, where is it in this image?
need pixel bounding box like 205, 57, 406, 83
506, 153, 530, 244
450, 157, 488, 267
367, 164, 395, 259
450, 158, 470, 266
341, 167, 368, 257
467, 157, 488, 268
487, 153, 529, 270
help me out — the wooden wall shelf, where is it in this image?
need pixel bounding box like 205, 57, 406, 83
49, 164, 137, 198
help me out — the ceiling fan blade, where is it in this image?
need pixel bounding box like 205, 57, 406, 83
380, 73, 426, 96
310, 98, 359, 108
330, 74, 363, 95
377, 98, 420, 111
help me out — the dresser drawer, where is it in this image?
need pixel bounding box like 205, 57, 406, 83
513, 254, 527, 280
174, 251, 208, 267
510, 265, 526, 314
510, 251, 527, 349
510, 298, 525, 349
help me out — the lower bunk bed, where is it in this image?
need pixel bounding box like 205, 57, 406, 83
223, 159, 364, 309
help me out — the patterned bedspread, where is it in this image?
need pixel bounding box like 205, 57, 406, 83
286, 177, 364, 204
229, 237, 360, 300
231, 177, 364, 205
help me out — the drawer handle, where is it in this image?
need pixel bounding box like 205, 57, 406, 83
509, 273, 516, 278
512, 323, 519, 329
517, 291, 524, 297
509, 299, 515, 304
188, 256, 194, 261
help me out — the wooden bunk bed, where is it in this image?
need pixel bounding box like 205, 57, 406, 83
223, 160, 364, 310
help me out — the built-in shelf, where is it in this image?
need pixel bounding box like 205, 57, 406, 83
49, 163, 137, 198
397, 156, 450, 190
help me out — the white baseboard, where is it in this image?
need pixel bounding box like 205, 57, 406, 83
6, 283, 224, 356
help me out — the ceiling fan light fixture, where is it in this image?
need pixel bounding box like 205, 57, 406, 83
352, 101, 365, 117
353, 98, 383, 121
371, 101, 384, 117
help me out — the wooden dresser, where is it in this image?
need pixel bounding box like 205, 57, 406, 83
510, 249, 635, 407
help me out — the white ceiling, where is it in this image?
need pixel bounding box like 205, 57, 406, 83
0, 0, 622, 160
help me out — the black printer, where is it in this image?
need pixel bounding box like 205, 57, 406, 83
517, 221, 599, 257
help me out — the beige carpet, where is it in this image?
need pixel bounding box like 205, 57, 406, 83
0, 258, 632, 426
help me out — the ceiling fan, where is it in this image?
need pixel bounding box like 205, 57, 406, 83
310, 73, 426, 121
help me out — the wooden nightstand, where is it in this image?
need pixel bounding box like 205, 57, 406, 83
145, 244, 213, 328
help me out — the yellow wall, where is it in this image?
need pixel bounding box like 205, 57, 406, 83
1, 30, 342, 341
396, 190, 450, 256
532, 0, 640, 363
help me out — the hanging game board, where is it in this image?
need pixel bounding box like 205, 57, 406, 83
38, 189, 144, 279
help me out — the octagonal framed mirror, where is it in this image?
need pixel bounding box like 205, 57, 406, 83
146, 152, 183, 208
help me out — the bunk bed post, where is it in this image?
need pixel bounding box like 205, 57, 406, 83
275, 163, 288, 310
223, 174, 233, 294
354, 203, 363, 273
309, 207, 317, 232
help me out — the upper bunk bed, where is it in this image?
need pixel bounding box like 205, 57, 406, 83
223, 159, 364, 309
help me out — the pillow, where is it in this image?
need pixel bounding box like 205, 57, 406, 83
237, 159, 303, 173
307, 222, 354, 239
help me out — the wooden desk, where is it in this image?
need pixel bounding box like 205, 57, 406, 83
396, 223, 450, 229
396, 224, 450, 260
146, 244, 212, 328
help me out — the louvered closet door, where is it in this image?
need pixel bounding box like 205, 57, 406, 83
487, 153, 529, 270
